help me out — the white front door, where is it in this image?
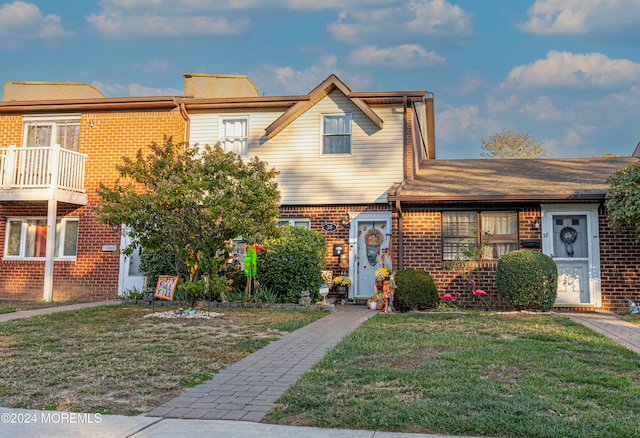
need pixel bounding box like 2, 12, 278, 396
118, 228, 144, 295
541, 204, 601, 307
350, 213, 392, 299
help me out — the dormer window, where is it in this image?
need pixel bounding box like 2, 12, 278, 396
322, 114, 351, 155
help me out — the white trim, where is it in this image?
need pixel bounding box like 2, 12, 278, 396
3, 216, 79, 261
348, 211, 392, 299
22, 114, 81, 122
541, 203, 601, 307
320, 113, 352, 156
218, 115, 249, 157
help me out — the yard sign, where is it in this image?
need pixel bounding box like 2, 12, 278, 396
154, 276, 178, 300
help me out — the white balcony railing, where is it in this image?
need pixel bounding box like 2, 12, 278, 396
0, 144, 87, 195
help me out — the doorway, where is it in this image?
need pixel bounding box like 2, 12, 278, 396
541, 204, 601, 307
349, 212, 392, 299
118, 228, 144, 295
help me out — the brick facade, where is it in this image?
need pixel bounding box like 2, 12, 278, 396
398, 205, 640, 313
0, 109, 185, 301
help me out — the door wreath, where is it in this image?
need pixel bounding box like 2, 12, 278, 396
364, 228, 383, 265
560, 226, 577, 257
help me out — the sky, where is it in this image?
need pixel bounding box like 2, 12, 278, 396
1, 0, 639, 159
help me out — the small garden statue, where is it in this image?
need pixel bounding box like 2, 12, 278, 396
244, 244, 266, 296
629, 298, 639, 314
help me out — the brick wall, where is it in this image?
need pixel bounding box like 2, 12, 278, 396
0, 109, 185, 301
399, 205, 640, 312
279, 204, 392, 278
599, 206, 640, 311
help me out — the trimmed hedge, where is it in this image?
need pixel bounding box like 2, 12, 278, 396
258, 226, 327, 303
496, 250, 558, 311
394, 270, 439, 311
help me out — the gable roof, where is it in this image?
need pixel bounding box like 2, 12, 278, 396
389, 157, 638, 204
264, 74, 384, 139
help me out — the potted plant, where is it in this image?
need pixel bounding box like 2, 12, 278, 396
332, 276, 352, 302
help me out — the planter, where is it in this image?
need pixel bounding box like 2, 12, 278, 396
369, 301, 377, 310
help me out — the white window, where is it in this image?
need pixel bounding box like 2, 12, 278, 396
219, 117, 248, 156
277, 218, 311, 229
5, 217, 79, 259
23, 116, 80, 151
322, 114, 351, 155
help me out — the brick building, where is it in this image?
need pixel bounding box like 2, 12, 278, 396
1, 75, 638, 312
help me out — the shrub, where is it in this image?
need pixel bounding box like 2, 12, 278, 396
394, 270, 439, 311
496, 250, 558, 311
139, 245, 176, 290
258, 226, 327, 303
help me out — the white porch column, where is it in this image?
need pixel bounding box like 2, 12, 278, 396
43, 199, 57, 302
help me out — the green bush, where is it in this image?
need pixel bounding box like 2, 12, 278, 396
394, 270, 439, 311
258, 226, 327, 303
496, 250, 558, 311
139, 245, 176, 290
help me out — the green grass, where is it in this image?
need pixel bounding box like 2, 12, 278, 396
0, 305, 327, 415
265, 312, 640, 438
622, 314, 640, 325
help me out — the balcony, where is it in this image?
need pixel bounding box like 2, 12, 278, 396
0, 145, 87, 205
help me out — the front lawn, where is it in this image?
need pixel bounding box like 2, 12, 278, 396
0, 305, 326, 415
0, 300, 83, 314
265, 312, 640, 438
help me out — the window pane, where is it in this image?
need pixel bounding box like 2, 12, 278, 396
482, 212, 516, 236
57, 123, 80, 151
443, 237, 476, 260
26, 124, 52, 147
25, 219, 47, 257
442, 212, 477, 237
63, 220, 79, 256
7, 221, 23, 256
323, 135, 350, 154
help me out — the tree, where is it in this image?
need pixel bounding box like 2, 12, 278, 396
481, 129, 549, 159
96, 137, 280, 304
605, 161, 640, 242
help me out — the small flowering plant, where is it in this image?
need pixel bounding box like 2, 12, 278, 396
374, 267, 392, 280
332, 276, 352, 287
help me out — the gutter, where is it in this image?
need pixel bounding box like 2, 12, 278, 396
177, 100, 191, 145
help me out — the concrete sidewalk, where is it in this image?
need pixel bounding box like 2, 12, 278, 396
0, 407, 474, 438
0, 300, 121, 323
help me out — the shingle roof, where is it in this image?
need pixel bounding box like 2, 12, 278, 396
389, 157, 638, 203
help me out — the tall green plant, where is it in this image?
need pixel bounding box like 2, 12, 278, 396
258, 226, 327, 303
606, 161, 640, 242
96, 137, 280, 307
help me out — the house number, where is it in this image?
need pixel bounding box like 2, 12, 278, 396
322, 223, 338, 232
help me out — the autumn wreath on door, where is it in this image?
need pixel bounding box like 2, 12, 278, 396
364, 228, 383, 265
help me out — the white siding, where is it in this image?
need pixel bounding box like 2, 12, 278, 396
188, 90, 405, 205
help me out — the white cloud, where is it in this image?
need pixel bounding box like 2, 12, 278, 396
92, 81, 181, 97
504, 51, 640, 88
518, 0, 640, 35
517, 96, 562, 122
347, 44, 445, 68
86, 11, 248, 37
0, 1, 72, 42
249, 56, 372, 95
329, 0, 472, 44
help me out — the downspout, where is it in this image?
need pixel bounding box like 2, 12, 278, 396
395, 94, 409, 271
394, 181, 406, 271
177, 100, 190, 145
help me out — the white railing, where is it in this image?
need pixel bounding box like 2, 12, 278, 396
0, 145, 86, 193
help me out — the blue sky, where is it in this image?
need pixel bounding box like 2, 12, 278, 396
1, 0, 639, 158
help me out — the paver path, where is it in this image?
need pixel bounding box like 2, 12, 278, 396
566, 311, 640, 354
146, 305, 372, 422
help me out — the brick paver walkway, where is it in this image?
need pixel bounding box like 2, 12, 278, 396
566, 311, 640, 354
146, 305, 372, 422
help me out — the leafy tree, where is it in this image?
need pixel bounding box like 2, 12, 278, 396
605, 161, 640, 242
481, 129, 549, 159
96, 137, 280, 305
